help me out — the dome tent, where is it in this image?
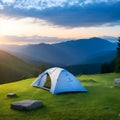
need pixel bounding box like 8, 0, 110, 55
31, 67, 87, 94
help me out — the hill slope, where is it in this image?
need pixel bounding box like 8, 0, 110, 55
0, 50, 39, 84
0, 73, 120, 120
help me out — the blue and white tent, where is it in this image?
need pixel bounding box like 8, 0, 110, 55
31, 67, 87, 94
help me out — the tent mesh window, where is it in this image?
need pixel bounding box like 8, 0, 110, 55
44, 74, 51, 89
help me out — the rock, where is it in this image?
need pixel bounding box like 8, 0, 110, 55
114, 78, 120, 84
11, 100, 43, 110
7, 93, 17, 97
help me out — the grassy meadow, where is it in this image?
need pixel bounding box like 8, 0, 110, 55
0, 73, 120, 120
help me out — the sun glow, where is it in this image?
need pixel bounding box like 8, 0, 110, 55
0, 17, 36, 36
0, 16, 119, 45
0, 17, 88, 39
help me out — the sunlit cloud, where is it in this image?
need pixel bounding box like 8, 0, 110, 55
0, 35, 70, 45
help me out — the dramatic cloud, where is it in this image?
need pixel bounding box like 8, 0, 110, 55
0, 0, 120, 27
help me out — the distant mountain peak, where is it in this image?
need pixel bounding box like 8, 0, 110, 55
89, 37, 104, 40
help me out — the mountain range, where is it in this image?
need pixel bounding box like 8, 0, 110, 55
0, 37, 117, 74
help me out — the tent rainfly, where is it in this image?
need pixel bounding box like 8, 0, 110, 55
31, 67, 87, 94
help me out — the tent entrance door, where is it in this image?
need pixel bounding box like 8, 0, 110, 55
43, 73, 51, 90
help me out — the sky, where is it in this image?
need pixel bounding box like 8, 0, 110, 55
0, 0, 120, 45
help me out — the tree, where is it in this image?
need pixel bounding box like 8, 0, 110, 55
115, 37, 120, 73
101, 60, 115, 73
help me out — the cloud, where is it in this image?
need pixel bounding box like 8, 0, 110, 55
0, 0, 120, 27
0, 35, 69, 45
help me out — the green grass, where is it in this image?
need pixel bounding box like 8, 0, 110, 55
0, 73, 120, 120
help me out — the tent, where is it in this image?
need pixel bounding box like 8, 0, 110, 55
31, 67, 87, 94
